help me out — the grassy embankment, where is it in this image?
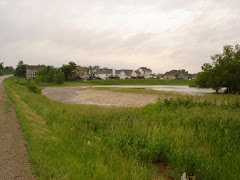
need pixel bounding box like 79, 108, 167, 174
4, 77, 240, 179
37, 78, 191, 87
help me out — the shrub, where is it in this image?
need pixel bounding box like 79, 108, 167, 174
27, 81, 41, 93
54, 71, 65, 84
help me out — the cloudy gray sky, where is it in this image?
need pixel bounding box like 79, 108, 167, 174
1, 0, 240, 73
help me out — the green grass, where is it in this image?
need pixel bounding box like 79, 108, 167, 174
36, 78, 190, 87
4, 77, 240, 179
3, 99, 11, 113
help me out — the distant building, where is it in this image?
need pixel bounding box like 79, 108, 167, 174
94, 68, 115, 80
137, 67, 152, 79
116, 70, 134, 79
192, 73, 198, 80
133, 70, 142, 78
163, 70, 189, 80
26, 65, 44, 80
90, 67, 153, 80
76, 66, 89, 80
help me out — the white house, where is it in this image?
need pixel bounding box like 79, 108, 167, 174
95, 69, 115, 80
132, 70, 142, 78
137, 67, 152, 79
117, 70, 133, 79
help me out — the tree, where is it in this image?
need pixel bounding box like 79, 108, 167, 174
0, 62, 3, 70
35, 66, 65, 84
14, 60, 26, 77
0, 63, 14, 76
54, 71, 65, 84
179, 69, 188, 75
83, 65, 100, 71
197, 44, 240, 93
61, 61, 77, 81
35, 66, 55, 83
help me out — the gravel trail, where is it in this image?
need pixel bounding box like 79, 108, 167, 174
0, 75, 34, 179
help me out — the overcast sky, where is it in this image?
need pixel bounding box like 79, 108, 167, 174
1, 0, 239, 73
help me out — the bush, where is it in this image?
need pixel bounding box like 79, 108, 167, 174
27, 82, 41, 93
54, 71, 65, 84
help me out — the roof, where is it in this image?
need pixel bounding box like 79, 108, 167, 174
139, 67, 152, 72
164, 70, 181, 76
26, 65, 44, 70
115, 70, 122, 74
76, 66, 87, 71
118, 69, 133, 76
135, 70, 141, 75
95, 69, 113, 74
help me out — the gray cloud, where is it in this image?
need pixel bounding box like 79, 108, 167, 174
1, 0, 240, 73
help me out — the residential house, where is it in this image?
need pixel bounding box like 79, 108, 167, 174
26, 65, 44, 80
116, 70, 134, 79
192, 73, 198, 80
163, 70, 189, 80
76, 66, 89, 80
137, 67, 152, 79
179, 73, 189, 80
94, 68, 115, 80
132, 70, 142, 78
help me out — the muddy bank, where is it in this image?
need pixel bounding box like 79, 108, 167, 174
42, 87, 159, 107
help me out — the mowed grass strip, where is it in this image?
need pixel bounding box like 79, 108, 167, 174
4, 77, 240, 179
37, 78, 190, 87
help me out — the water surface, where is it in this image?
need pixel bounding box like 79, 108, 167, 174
93, 85, 217, 95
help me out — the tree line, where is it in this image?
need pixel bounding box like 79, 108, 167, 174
197, 44, 240, 94
14, 61, 101, 84
0, 62, 14, 76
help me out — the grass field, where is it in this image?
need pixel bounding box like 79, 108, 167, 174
37, 78, 191, 87
4, 77, 240, 179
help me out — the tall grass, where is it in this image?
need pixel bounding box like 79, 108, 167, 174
4, 78, 240, 179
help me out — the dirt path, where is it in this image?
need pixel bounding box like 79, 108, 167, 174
42, 87, 159, 107
0, 76, 34, 179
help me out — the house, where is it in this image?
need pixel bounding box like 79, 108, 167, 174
163, 70, 179, 79
132, 70, 142, 78
94, 68, 115, 80
26, 65, 44, 80
116, 70, 134, 79
76, 66, 89, 80
179, 73, 189, 80
163, 70, 189, 80
192, 73, 198, 80
137, 67, 152, 79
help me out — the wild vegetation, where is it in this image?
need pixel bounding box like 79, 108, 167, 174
14, 60, 27, 77
197, 44, 240, 93
0, 62, 14, 76
35, 66, 65, 84
4, 77, 240, 179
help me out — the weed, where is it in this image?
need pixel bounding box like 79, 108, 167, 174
4, 78, 240, 180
